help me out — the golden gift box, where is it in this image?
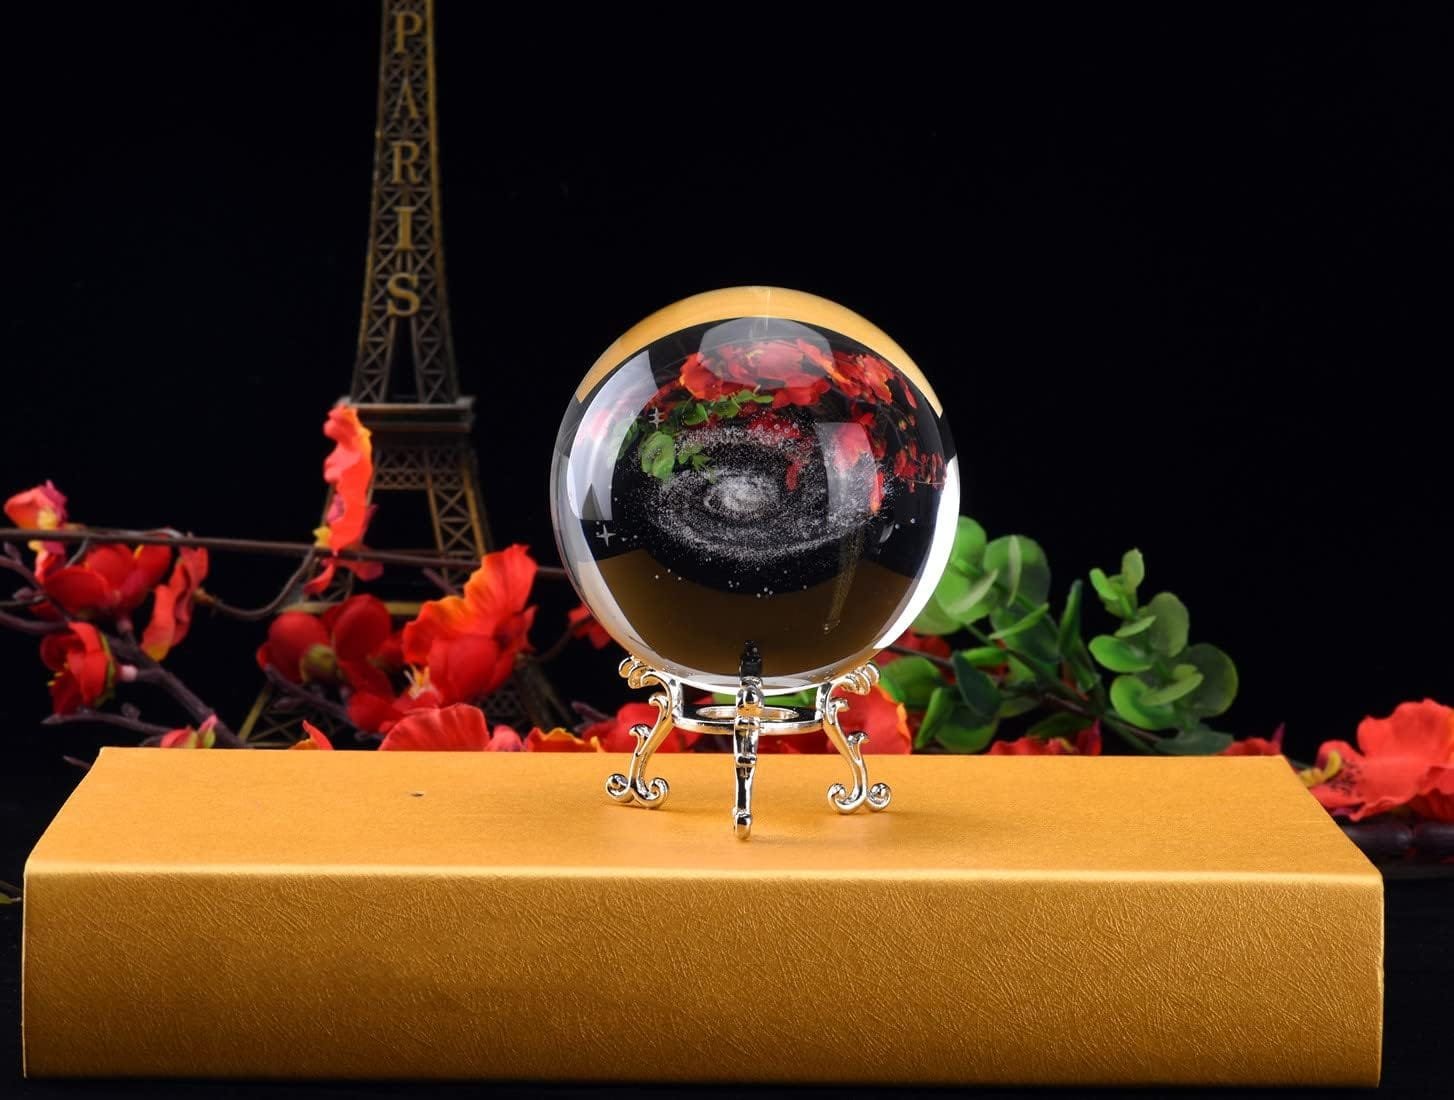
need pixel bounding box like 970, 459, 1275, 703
22, 749, 1381, 1084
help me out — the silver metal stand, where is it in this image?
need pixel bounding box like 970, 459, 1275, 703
605, 653, 892, 839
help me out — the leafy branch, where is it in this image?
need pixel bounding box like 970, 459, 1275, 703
880, 518, 1239, 754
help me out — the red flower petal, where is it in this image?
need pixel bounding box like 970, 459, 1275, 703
581, 702, 699, 754
525, 727, 603, 752
293, 721, 336, 750
379, 703, 492, 751
841, 684, 912, 755
566, 603, 612, 649
313, 405, 375, 553
989, 722, 1102, 756
256, 612, 331, 684
140, 547, 208, 660
1413, 765, 1454, 822
326, 594, 393, 661
41, 565, 114, 616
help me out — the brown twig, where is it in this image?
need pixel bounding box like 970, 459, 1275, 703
0, 606, 65, 636
0, 527, 569, 580
43, 709, 175, 739
262, 666, 357, 731
885, 642, 953, 668
105, 636, 244, 747
196, 550, 319, 621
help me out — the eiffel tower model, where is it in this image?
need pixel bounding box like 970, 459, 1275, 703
241, 0, 566, 742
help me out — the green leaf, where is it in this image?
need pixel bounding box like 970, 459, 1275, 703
1064, 644, 1101, 694
911, 596, 960, 636
1140, 671, 1205, 707
1153, 727, 1235, 755
995, 693, 1040, 718
676, 441, 702, 460
918, 686, 996, 752
681, 402, 708, 426
1109, 675, 1179, 731
744, 391, 774, 404
1027, 711, 1095, 740
982, 535, 1050, 606
988, 601, 1051, 641
1056, 579, 1083, 656
1114, 615, 1156, 638
639, 431, 675, 481
951, 658, 1002, 725
1088, 635, 1154, 673
942, 568, 1000, 620
949, 517, 988, 573
1088, 567, 1134, 619
1145, 592, 1189, 657
1121, 549, 1145, 593
956, 645, 1008, 668
1005, 535, 1024, 602
877, 656, 944, 711
1178, 643, 1239, 718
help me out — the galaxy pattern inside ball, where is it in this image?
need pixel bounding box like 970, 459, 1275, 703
553, 309, 957, 691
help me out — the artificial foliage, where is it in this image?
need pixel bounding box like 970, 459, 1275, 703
897, 517, 1239, 755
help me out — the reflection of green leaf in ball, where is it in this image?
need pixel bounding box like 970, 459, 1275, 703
639, 430, 675, 481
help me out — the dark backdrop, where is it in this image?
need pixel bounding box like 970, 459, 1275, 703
2, 5, 1449, 844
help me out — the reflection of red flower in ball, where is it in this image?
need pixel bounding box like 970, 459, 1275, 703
828, 350, 895, 404
679, 339, 831, 408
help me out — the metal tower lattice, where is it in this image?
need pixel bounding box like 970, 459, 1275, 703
241, 0, 565, 742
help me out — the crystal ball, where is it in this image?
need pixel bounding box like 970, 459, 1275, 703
550, 287, 959, 694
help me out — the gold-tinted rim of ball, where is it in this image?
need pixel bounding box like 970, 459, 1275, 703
575, 286, 944, 415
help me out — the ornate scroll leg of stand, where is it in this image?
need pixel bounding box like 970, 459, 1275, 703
818, 664, 892, 814
731, 676, 764, 840
606, 657, 680, 808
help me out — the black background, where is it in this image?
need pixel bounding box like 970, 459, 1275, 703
1, 4, 1450, 1096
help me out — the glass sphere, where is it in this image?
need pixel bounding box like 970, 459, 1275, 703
550, 287, 959, 694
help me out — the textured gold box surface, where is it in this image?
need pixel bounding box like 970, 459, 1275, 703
23, 749, 1381, 1084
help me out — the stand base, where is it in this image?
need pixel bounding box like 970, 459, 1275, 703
607, 657, 891, 837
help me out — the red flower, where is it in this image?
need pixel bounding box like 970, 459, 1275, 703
306, 405, 383, 595
401, 545, 537, 704
526, 727, 604, 752
41, 543, 173, 623
1305, 699, 1454, 820
567, 603, 612, 649
160, 716, 219, 749
292, 721, 336, 750
582, 702, 700, 753
379, 704, 522, 751
256, 611, 333, 684
989, 723, 1103, 756
5, 481, 68, 573
1221, 725, 1285, 756
256, 596, 397, 692
761, 684, 911, 754
40, 623, 113, 715
140, 547, 209, 661
880, 629, 952, 664
4, 480, 67, 532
